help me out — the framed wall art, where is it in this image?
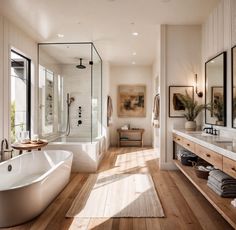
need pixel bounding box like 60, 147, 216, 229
117, 84, 146, 117
169, 86, 194, 118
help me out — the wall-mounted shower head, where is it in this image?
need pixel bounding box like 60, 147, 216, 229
76, 58, 86, 69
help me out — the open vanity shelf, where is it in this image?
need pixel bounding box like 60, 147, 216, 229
173, 130, 236, 229
174, 160, 236, 228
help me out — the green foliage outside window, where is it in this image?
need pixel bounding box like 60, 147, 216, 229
11, 101, 16, 142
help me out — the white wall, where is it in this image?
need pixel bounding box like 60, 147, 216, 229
102, 61, 111, 149
202, 0, 236, 137
0, 16, 4, 141
152, 34, 160, 149
109, 66, 153, 146
159, 25, 202, 169
0, 15, 37, 142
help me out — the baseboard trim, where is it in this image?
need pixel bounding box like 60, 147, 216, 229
160, 162, 178, 170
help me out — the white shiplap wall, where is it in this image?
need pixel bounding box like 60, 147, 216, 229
160, 25, 202, 168
0, 16, 37, 141
0, 16, 4, 141
202, 0, 236, 135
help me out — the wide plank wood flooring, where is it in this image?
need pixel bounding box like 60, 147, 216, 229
2, 147, 233, 230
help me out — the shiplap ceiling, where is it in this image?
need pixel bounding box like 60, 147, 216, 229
0, 0, 219, 66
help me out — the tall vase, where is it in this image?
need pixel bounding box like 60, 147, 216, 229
185, 121, 196, 131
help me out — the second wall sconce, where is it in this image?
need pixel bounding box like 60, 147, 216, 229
195, 74, 203, 97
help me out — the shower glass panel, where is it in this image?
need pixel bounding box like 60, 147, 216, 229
92, 46, 102, 141
38, 43, 102, 142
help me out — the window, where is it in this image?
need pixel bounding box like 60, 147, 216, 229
10, 50, 31, 142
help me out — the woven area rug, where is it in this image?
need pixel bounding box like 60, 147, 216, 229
66, 174, 165, 218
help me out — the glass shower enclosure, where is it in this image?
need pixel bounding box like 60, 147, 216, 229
38, 42, 102, 142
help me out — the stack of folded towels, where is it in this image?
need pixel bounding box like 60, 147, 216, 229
207, 169, 236, 197
177, 149, 193, 160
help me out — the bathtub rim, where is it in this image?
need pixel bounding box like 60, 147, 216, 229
48, 135, 104, 145
0, 150, 73, 192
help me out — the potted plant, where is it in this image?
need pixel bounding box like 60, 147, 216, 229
177, 91, 206, 131
212, 96, 224, 125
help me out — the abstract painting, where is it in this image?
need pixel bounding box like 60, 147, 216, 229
118, 85, 146, 117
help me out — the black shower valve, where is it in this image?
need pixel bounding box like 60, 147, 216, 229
78, 120, 82, 126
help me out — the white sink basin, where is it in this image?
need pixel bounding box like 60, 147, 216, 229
189, 132, 212, 137
214, 139, 232, 143
200, 133, 213, 137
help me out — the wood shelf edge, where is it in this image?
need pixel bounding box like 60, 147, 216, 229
120, 140, 142, 142
173, 159, 236, 229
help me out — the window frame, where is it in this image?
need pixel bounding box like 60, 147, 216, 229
10, 49, 31, 138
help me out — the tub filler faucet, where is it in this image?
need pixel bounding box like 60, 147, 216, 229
0, 139, 13, 162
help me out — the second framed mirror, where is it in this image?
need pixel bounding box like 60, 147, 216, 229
205, 52, 227, 126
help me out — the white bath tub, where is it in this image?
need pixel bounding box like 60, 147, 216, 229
0, 150, 73, 228
46, 136, 105, 172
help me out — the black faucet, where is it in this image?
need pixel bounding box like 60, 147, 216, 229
203, 125, 218, 135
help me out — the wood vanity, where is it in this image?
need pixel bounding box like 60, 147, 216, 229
173, 130, 236, 229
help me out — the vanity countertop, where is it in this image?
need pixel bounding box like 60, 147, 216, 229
173, 129, 236, 161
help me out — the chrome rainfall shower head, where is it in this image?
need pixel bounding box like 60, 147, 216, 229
76, 58, 86, 69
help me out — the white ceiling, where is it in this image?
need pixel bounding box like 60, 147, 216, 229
39, 43, 101, 65
0, 0, 219, 66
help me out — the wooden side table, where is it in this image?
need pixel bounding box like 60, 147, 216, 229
117, 129, 145, 147
11, 140, 48, 155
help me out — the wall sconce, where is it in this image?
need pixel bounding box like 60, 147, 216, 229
194, 74, 203, 97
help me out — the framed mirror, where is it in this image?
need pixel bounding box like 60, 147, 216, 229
205, 52, 227, 126
232, 45, 236, 128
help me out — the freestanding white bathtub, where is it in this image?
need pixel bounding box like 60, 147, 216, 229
0, 150, 73, 228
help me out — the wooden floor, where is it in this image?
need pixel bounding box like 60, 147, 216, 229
3, 147, 233, 230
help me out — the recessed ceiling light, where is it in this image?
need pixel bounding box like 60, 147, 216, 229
132, 52, 137, 56
211, 60, 215, 63
132, 32, 139, 36
57, 34, 64, 38
132, 61, 136, 65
